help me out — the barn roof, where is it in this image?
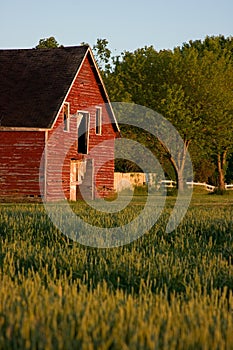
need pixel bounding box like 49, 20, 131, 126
0, 45, 114, 129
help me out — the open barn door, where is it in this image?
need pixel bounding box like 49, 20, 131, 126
70, 159, 94, 201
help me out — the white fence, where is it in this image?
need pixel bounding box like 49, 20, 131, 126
162, 181, 233, 192
186, 182, 215, 192
114, 173, 233, 192
187, 182, 233, 191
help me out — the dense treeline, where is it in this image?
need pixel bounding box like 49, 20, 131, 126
93, 36, 233, 190
37, 36, 233, 190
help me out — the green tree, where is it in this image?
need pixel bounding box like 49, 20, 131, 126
36, 36, 60, 49
92, 38, 132, 102
107, 45, 201, 190
93, 38, 112, 73
106, 36, 233, 191
181, 36, 233, 190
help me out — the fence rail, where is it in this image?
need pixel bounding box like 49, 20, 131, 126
186, 181, 215, 192
225, 184, 233, 190
162, 181, 233, 191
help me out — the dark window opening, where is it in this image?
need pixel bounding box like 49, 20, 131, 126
78, 112, 89, 154
63, 103, 70, 131
96, 107, 102, 135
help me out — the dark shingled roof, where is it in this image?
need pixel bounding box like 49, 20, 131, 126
0, 45, 89, 128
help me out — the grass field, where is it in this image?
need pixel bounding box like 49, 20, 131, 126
0, 192, 233, 349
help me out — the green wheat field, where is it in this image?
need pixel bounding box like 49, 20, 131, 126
0, 192, 233, 349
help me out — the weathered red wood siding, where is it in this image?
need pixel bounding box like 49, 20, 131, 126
46, 116, 79, 201
0, 131, 45, 201
46, 53, 116, 200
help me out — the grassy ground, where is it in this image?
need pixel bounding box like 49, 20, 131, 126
0, 192, 232, 349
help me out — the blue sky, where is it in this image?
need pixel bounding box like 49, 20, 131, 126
1, 0, 232, 54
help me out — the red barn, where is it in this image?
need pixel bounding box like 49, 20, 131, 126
0, 45, 120, 201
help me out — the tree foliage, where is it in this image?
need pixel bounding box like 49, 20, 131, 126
36, 36, 60, 49
95, 36, 233, 189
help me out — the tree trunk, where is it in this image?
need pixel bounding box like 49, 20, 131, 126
159, 138, 190, 192
177, 169, 184, 191
217, 151, 227, 191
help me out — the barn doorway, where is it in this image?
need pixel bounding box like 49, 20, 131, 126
70, 159, 94, 201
